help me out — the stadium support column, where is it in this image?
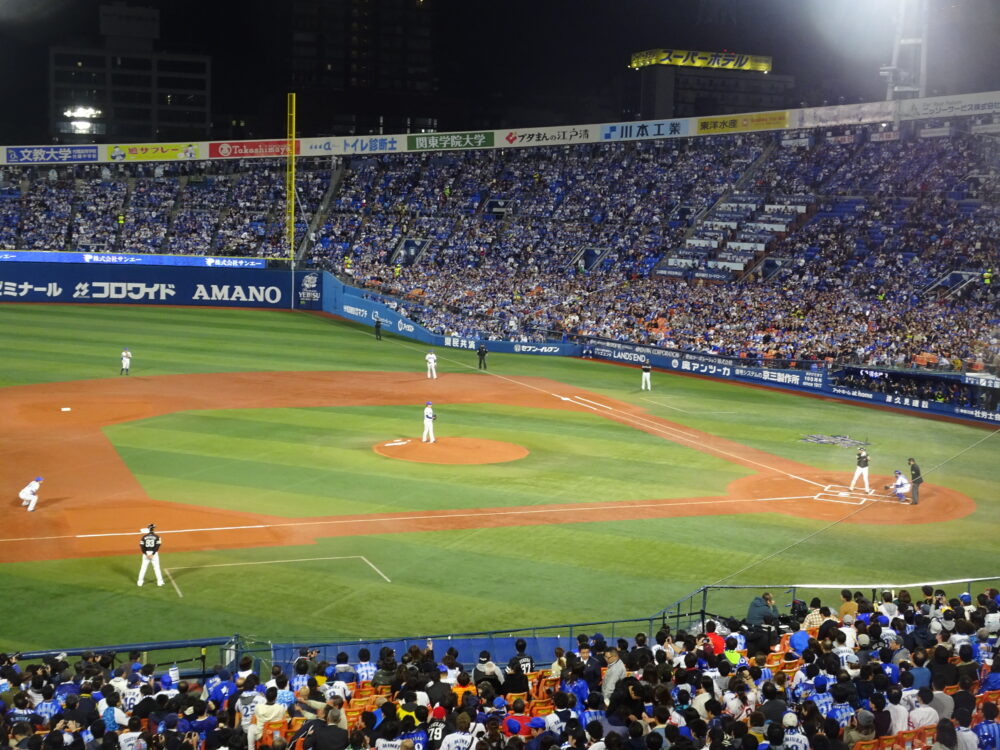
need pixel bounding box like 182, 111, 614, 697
286, 92, 297, 309
879, 0, 928, 101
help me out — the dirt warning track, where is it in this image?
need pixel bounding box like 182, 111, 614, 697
0, 371, 975, 563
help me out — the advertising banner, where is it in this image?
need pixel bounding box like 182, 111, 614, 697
869, 131, 900, 142
696, 110, 789, 135
108, 143, 202, 161
630, 49, 772, 73
406, 131, 494, 151
6, 146, 99, 164
0, 263, 318, 309
500, 126, 594, 147
599, 120, 688, 141
898, 91, 1000, 121
791, 100, 895, 129
209, 140, 299, 158
0, 250, 265, 268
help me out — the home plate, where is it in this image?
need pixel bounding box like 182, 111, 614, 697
61, 407, 72, 412
383, 439, 410, 447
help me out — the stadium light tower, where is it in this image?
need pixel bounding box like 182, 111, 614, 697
879, 0, 929, 100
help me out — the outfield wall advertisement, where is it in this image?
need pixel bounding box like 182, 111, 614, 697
5, 89, 1000, 165
3, 267, 995, 425
0, 262, 321, 309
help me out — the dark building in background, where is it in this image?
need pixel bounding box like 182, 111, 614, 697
249, 0, 443, 136
629, 48, 795, 119
49, 4, 211, 143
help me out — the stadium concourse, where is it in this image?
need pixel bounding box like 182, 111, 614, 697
1, 121, 998, 387
2, 587, 1000, 750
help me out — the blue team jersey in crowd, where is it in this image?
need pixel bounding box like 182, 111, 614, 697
975, 720, 1000, 750
827, 702, 854, 728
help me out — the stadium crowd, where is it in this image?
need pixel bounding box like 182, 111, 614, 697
0, 125, 997, 373
3, 585, 1000, 750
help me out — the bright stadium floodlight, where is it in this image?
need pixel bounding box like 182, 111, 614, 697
70, 120, 94, 134
63, 106, 102, 119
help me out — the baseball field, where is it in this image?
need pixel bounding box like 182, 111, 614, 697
1, 303, 998, 652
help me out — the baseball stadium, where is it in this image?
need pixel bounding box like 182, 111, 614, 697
1, 3, 1000, 750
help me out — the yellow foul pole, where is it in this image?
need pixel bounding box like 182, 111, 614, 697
286, 92, 297, 309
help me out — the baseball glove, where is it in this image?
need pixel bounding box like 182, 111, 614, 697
883, 485, 891, 490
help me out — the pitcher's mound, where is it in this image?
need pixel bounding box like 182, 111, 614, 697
373, 437, 529, 465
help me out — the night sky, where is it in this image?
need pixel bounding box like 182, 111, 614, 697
1, 0, 1000, 143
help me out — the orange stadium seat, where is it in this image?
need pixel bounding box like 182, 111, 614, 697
895, 729, 920, 750
852, 740, 878, 750
259, 721, 289, 747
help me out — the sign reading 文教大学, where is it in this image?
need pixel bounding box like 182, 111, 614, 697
6, 146, 99, 164
107, 143, 201, 161
697, 111, 789, 134
630, 49, 772, 73
406, 132, 494, 151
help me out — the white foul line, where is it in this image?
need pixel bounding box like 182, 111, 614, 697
573, 396, 612, 410
0, 495, 812, 545
164, 567, 183, 598
361, 556, 392, 582
163, 555, 390, 598
168, 555, 363, 571
642, 397, 690, 413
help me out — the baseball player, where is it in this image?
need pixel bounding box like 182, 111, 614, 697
422, 401, 437, 443
120, 348, 132, 375
886, 470, 912, 503
849, 447, 871, 493
425, 350, 438, 379
18, 476, 43, 512
137, 523, 164, 587
641, 360, 652, 391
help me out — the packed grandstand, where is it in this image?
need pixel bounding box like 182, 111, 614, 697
0, 118, 997, 399
2, 585, 1000, 750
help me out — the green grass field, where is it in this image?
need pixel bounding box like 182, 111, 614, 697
2, 304, 998, 651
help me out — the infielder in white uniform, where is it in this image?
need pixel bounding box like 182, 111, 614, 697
19, 476, 43, 512
425, 350, 438, 379
137, 523, 164, 586
422, 401, 436, 443
120, 348, 132, 375
886, 470, 911, 503
849, 447, 871, 492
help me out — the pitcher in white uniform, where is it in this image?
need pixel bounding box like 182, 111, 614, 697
422, 401, 436, 443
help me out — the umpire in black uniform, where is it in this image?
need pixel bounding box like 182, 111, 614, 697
477, 343, 488, 370
908, 457, 924, 505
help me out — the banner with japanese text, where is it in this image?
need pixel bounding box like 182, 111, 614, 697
107, 142, 203, 161
630, 49, 772, 73
696, 110, 789, 135
0, 263, 319, 309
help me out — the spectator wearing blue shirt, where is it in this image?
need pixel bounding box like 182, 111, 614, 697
274, 675, 296, 709
208, 670, 236, 710
34, 685, 62, 727
980, 660, 1000, 694
789, 622, 810, 655
827, 685, 855, 728
909, 652, 932, 690
811, 676, 834, 715
974, 703, 1000, 750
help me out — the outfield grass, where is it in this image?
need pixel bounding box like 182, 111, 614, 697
2, 304, 998, 650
